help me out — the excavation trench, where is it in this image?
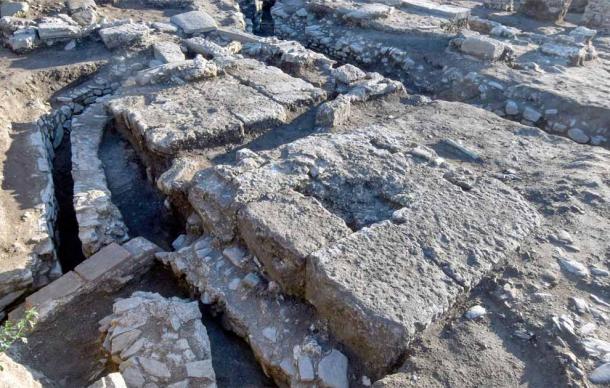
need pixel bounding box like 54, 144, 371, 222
98, 123, 275, 386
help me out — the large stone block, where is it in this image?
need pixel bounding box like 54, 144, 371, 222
237, 190, 352, 295
25, 271, 84, 319
170, 11, 218, 34
98, 23, 149, 49
459, 35, 507, 60
74, 243, 132, 281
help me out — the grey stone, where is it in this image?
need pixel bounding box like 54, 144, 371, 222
98, 23, 149, 49
153, 42, 185, 63
459, 35, 507, 61
567, 128, 590, 144
170, 11, 217, 34
589, 363, 610, 384
317, 350, 349, 388
505, 100, 519, 115
0, 2, 28, 17
523, 107, 542, 123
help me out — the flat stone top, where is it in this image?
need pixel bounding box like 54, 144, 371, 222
309, 220, 463, 334
25, 271, 83, 308
170, 10, 218, 34
225, 59, 327, 109
240, 190, 352, 259
109, 76, 287, 155
74, 243, 131, 281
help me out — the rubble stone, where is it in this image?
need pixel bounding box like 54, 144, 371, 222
153, 41, 185, 63
100, 292, 216, 387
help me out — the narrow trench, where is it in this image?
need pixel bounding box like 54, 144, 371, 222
52, 128, 86, 272
98, 125, 275, 387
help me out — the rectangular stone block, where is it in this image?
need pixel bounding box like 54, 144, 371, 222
237, 190, 352, 296
74, 243, 131, 282
25, 271, 84, 312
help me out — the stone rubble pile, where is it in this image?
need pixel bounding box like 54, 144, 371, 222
99, 292, 216, 388
584, 0, 610, 32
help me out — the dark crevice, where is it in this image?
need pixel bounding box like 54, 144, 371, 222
52, 130, 86, 272
99, 126, 182, 251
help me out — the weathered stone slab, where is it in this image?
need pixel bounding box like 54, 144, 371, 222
74, 243, 131, 282
399, 0, 470, 19
226, 58, 327, 110
108, 75, 287, 155
37, 18, 81, 41
237, 189, 352, 296
24, 271, 84, 319
170, 10, 217, 34
98, 23, 149, 49
153, 41, 185, 63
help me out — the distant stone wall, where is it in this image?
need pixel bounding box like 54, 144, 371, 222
483, 0, 514, 11
584, 0, 610, 32
520, 0, 572, 21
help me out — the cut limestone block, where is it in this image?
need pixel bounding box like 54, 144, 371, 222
226, 58, 327, 110
237, 189, 352, 296
24, 271, 84, 319
107, 76, 287, 156
170, 11, 218, 34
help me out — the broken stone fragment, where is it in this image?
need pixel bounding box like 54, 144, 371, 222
316, 95, 351, 127
134, 55, 218, 86
88, 372, 127, 388
37, 17, 82, 41
520, 0, 572, 21
331, 64, 367, 84
317, 350, 349, 388
458, 35, 508, 61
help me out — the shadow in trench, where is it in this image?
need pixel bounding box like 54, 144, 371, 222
99, 127, 182, 250
52, 128, 86, 272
